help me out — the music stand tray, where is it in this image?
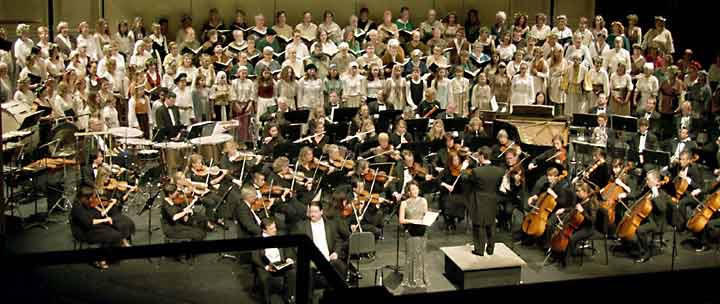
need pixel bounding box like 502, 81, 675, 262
332, 107, 359, 124
405, 118, 429, 136
571, 113, 599, 128
273, 141, 302, 160
19, 110, 43, 130
378, 110, 403, 132
572, 140, 605, 155
692, 147, 717, 169
610, 115, 638, 133
643, 149, 671, 167
281, 124, 303, 142
284, 110, 310, 124
442, 118, 470, 133
467, 137, 498, 152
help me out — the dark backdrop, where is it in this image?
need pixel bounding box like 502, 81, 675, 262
595, 0, 718, 67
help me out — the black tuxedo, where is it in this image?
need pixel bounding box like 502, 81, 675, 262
668, 138, 697, 159
233, 199, 262, 239
464, 163, 505, 254
588, 105, 612, 115
627, 131, 659, 163
389, 132, 414, 148
80, 164, 98, 188
251, 243, 297, 303
155, 104, 182, 141
293, 218, 347, 282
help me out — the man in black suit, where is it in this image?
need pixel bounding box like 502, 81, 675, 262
389, 119, 414, 148
463, 147, 505, 255
632, 97, 661, 136
668, 127, 697, 163
664, 150, 704, 230
627, 118, 659, 168
232, 186, 263, 239
80, 150, 105, 187
252, 217, 297, 304
293, 201, 347, 283
587, 93, 611, 115
367, 92, 395, 116
155, 91, 183, 141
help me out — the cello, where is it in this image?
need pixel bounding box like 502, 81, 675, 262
616, 176, 669, 241
599, 162, 633, 224
550, 197, 592, 253
522, 170, 568, 237
687, 191, 720, 233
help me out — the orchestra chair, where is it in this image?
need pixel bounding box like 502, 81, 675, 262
69, 217, 101, 250
574, 231, 609, 266
346, 231, 383, 287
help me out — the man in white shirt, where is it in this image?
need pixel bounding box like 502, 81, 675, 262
252, 218, 297, 304
293, 201, 347, 282
602, 37, 631, 75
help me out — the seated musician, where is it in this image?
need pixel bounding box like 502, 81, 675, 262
604, 159, 637, 234
293, 200, 348, 283
350, 177, 386, 239
390, 119, 414, 148
267, 156, 314, 204
252, 217, 297, 304
187, 153, 229, 228
434, 132, 460, 173
172, 171, 222, 230
70, 185, 134, 270
308, 103, 332, 129
424, 119, 446, 150
260, 123, 287, 157
303, 119, 328, 154
80, 118, 110, 165
367, 88, 394, 116
160, 183, 209, 241
663, 150, 703, 230
517, 167, 572, 245
343, 118, 377, 152
574, 148, 610, 189
622, 170, 669, 263
324, 91, 343, 120
81, 151, 106, 188
221, 140, 261, 180
388, 150, 433, 202
248, 169, 304, 231
155, 91, 183, 141
417, 87, 441, 119
351, 104, 372, 134
673, 101, 696, 135
259, 96, 290, 126
632, 97, 660, 135
360, 132, 402, 164
499, 147, 526, 231
587, 92, 611, 115
491, 129, 517, 164
462, 117, 488, 144
322, 144, 355, 190
627, 118, 658, 168
668, 127, 697, 164
437, 151, 469, 232
591, 112, 614, 147
550, 181, 599, 267
529, 135, 567, 172
95, 166, 137, 208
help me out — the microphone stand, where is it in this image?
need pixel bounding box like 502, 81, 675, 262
137, 188, 162, 239
216, 185, 237, 261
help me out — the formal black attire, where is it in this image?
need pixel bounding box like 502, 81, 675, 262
155, 104, 183, 141
463, 163, 505, 254
160, 200, 207, 240
251, 239, 298, 304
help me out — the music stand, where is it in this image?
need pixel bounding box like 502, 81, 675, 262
187, 121, 214, 140
284, 110, 310, 124
272, 141, 302, 161
442, 118, 470, 133
466, 137, 498, 152
137, 190, 162, 235
326, 122, 350, 144
368, 162, 395, 181
571, 113, 599, 128
358, 139, 380, 156
378, 110, 403, 133
405, 118, 429, 139
610, 115, 638, 133
280, 124, 303, 142
691, 147, 717, 170
400, 142, 431, 161
571, 140, 605, 166
642, 149, 671, 168
332, 107, 359, 124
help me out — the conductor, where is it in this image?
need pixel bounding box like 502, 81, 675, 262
463, 146, 505, 256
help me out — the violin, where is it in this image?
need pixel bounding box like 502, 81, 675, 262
409, 162, 432, 179
449, 162, 472, 177
617, 176, 670, 241
104, 178, 137, 192
356, 189, 391, 205
363, 170, 394, 183
497, 141, 516, 158
308, 158, 333, 172
521, 170, 568, 237
546, 148, 567, 164
341, 200, 365, 218
251, 197, 273, 212
260, 184, 292, 196
329, 158, 355, 170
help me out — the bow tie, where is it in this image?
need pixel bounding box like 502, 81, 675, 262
641, 132, 647, 136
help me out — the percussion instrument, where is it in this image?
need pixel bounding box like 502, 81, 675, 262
49, 122, 78, 156
190, 134, 233, 163
2, 101, 40, 154
118, 138, 153, 146
153, 142, 192, 174
108, 127, 143, 138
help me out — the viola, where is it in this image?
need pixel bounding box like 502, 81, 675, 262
340, 200, 365, 218
330, 158, 355, 170
356, 189, 391, 205
252, 198, 273, 212
104, 178, 136, 192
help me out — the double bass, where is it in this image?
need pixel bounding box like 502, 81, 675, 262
687, 191, 720, 233
522, 170, 568, 237
616, 176, 669, 241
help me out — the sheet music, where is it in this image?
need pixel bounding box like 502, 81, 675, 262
421, 211, 441, 227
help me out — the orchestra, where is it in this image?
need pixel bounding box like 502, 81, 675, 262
4, 7, 720, 303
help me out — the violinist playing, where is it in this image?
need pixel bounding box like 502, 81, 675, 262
70, 185, 135, 270
528, 135, 568, 174
360, 132, 402, 164
462, 117, 488, 146
187, 153, 228, 229
390, 119, 414, 149
437, 151, 470, 232
663, 150, 703, 230
243, 169, 302, 231
95, 166, 138, 214
574, 148, 610, 190
323, 145, 356, 190
221, 140, 261, 180
351, 177, 387, 240
160, 183, 209, 241
388, 150, 433, 202
549, 182, 599, 268
492, 129, 517, 164
622, 170, 669, 264
434, 132, 461, 174
498, 147, 526, 232
267, 156, 313, 202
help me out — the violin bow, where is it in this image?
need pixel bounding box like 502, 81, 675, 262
359, 169, 380, 218
262, 179, 272, 218
290, 159, 300, 191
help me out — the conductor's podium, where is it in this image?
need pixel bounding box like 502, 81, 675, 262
441, 243, 526, 289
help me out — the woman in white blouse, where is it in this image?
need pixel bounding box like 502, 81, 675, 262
510, 62, 535, 107
366, 63, 384, 103
633, 63, 659, 112
310, 30, 338, 57
115, 20, 133, 58
609, 63, 633, 116
298, 64, 324, 109
319, 10, 342, 44
13, 24, 34, 69
496, 32, 516, 62
77, 22, 99, 61
529, 14, 551, 44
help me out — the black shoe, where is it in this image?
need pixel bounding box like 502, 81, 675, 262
695, 246, 708, 253
471, 250, 484, 256
486, 249, 494, 255
634, 257, 650, 264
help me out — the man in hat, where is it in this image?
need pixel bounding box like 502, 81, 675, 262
155, 91, 183, 141
330, 42, 356, 75
341, 61, 367, 107
255, 28, 281, 54
171, 73, 195, 125
642, 16, 674, 54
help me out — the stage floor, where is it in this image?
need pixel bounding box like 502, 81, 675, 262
5, 195, 720, 303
